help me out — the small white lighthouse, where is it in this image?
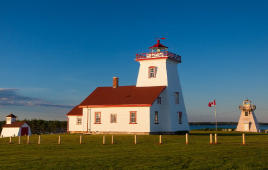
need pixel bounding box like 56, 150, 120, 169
236, 98, 261, 132
135, 39, 189, 132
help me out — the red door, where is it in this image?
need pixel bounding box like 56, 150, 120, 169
21, 127, 28, 136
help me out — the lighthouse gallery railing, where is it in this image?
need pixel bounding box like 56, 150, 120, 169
136, 51, 181, 62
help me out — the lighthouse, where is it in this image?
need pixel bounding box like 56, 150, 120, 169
236, 98, 261, 132
66, 39, 189, 134
135, 39, 190, 132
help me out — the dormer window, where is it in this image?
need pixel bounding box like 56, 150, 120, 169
148, 66, 156, 78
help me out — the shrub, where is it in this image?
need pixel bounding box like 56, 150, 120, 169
175, 131, 189, 135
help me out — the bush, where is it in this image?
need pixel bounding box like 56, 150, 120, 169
175, 130, 189, 135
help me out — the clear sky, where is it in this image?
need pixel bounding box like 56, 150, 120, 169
0, 0, 267, 122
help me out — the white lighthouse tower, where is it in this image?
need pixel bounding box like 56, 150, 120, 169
236, 98, 261, 132
135, 39, 190, 132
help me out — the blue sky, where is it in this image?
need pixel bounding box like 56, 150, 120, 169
0, 0, 267, 122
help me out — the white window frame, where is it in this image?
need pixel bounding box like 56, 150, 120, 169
148, 66, 156, 78
77, 116, 82, 125
95, 112, 101, 124
175, 92, 179, 104
157, 97, 161, 104
178, 112, 182, 124
130, 111, 137, 124
111, 114, 117, 123
155, 111, 159, 124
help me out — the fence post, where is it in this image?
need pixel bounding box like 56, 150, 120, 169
215, 133, 217, 144
27, 135, 30, 144
80, 135, 82, 144
186, 133, 189, 144
242, 133, 246, 145
9, 136, 12, 143
18, 136, 21, 145
58, 136, 61, 145
111, 135, 114, 144
103, 135, 105, 145
134, 135, 137, 145
38, 136, 41, 145
210, 134, 213, 144
159, 135, 162, 144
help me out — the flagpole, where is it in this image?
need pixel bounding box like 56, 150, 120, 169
215, 100, 217, 131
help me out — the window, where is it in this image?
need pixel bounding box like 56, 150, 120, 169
77, 117, 82, 125
130, 111, 137, 124
148, 66, 156, 78
157, 97, 161, 104
245, 112, 248, 116
175, 92, 179, 104
178, 112, 182, 124
111, 114, 117, 123
155, 111, 159, 124
95, 112, 101, 124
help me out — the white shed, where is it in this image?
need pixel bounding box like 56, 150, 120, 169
1, 114, 31, 137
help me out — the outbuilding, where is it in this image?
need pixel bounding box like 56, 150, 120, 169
1, 114, 31, 137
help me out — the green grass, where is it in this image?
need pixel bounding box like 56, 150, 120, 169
1, 131, 268, 169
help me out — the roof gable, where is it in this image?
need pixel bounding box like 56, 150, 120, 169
66, 105, 83, 116
79, 85, 166, 107
6, 114, 17, 118
2, 121, 27, 128
149, 40, 168, 49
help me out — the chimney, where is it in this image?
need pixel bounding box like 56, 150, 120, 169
113, 77, 119, 88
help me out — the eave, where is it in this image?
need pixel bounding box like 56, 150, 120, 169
78, 104, 151, 108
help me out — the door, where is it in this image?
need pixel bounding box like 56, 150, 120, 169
21, 127, 28, 136
244, 123, 249, 131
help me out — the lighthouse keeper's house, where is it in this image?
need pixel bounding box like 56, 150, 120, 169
66, 40, 190, 134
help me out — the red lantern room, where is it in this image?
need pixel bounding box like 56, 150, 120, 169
149, 39, 168, 53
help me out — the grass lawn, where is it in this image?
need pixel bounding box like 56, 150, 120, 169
1, 131, 268, 169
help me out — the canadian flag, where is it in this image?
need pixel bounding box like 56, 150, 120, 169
208, 100, 216, 107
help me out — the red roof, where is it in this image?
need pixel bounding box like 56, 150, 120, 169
79, 85, 166, 107
149, 40, 168, 49
2, 121, 27, 128
6, 114, 17, 118
66, 105, 83, 116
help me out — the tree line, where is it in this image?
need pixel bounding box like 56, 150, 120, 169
0, 119, 67, 134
